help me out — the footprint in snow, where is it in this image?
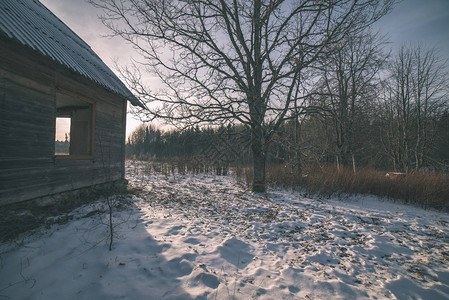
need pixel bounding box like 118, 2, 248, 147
192, 272, 220, 289
217, 237, 254, 268
166, 225, 185, 236
162, 256, 196, 277
184, 237, 201, 245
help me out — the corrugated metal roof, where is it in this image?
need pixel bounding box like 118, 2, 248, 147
0, 0, 144, 108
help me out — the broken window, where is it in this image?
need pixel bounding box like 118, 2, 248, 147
55, 93, 95, 159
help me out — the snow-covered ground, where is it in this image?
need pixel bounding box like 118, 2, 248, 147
1, 161, 449, 299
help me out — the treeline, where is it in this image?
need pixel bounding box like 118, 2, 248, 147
126, 125, 252, 164
126, 109, 449, 173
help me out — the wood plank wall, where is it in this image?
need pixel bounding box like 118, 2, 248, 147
0, 37, 128, 206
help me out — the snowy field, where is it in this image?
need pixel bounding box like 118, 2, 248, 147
1, 161, 449, 299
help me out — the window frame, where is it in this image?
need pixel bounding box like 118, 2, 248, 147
54, 91, 96, 160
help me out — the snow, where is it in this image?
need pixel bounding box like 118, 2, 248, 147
1, 160, 449, 299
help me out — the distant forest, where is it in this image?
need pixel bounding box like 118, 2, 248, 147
126, 108, 449, 173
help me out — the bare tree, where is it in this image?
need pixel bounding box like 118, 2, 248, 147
315, 30, 388, 169
92, 0, 395, 191
382, 45, 448, 172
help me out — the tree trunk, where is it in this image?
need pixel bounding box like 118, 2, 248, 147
251, 125, 266, 193
294, 115, 302, 176
250, 0, 266, 193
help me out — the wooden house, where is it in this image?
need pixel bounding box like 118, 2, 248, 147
0, 0, 144, 207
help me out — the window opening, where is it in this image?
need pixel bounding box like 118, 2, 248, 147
55, 93, 94, 158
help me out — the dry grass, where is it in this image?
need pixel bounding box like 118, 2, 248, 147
235, 164, 449, 211
132, 158, 449, 211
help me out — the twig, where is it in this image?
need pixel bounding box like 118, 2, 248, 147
0, 257, 36, 295
214, 265, 226, 300
233, 253, 240, 300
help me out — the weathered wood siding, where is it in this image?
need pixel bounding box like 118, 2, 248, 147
0, 38, 127, 206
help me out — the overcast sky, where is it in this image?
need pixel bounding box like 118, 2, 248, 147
40, 0, 449, 137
